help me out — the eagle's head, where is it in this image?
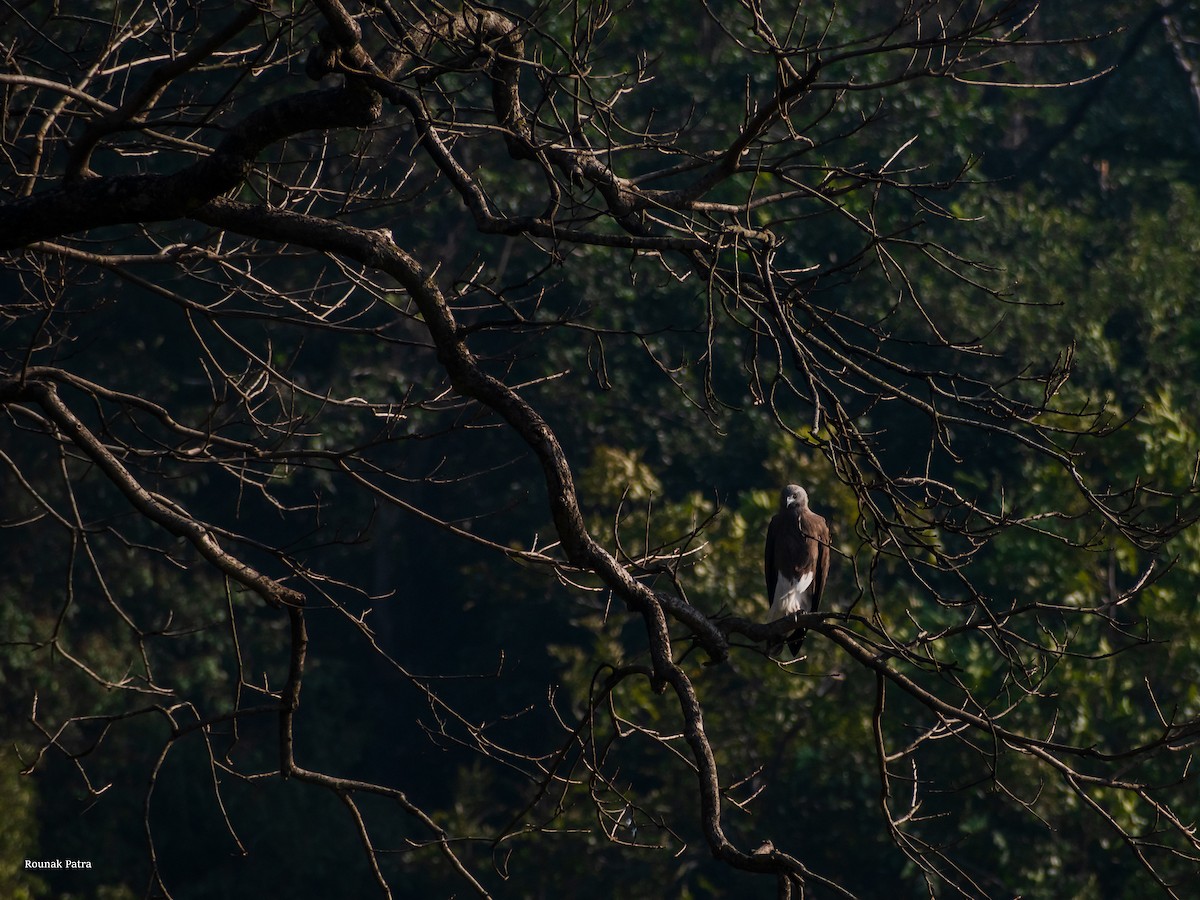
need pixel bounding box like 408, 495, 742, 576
780, 483, 808, 512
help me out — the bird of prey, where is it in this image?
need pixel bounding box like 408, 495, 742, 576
764, 483, 830, 655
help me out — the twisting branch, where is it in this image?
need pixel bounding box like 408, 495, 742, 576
0, 378, 303, 609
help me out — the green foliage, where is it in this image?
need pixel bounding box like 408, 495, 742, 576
442, 72, 1200, 896
0, 748, 42, 900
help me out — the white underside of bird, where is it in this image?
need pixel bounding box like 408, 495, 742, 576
767, 570, 814, 621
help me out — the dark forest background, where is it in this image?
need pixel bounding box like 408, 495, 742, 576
3, 2, 1200, 897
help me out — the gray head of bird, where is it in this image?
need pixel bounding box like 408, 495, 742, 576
780, 483, 808, 512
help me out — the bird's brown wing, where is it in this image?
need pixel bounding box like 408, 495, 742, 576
803, 510, 830, 614
764, 513, 780, 606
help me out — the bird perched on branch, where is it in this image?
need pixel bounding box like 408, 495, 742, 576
764, 483, 830, 656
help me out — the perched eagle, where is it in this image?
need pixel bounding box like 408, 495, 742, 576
764, 483, 830, 655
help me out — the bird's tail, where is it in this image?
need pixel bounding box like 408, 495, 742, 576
786, 628, 808, 656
